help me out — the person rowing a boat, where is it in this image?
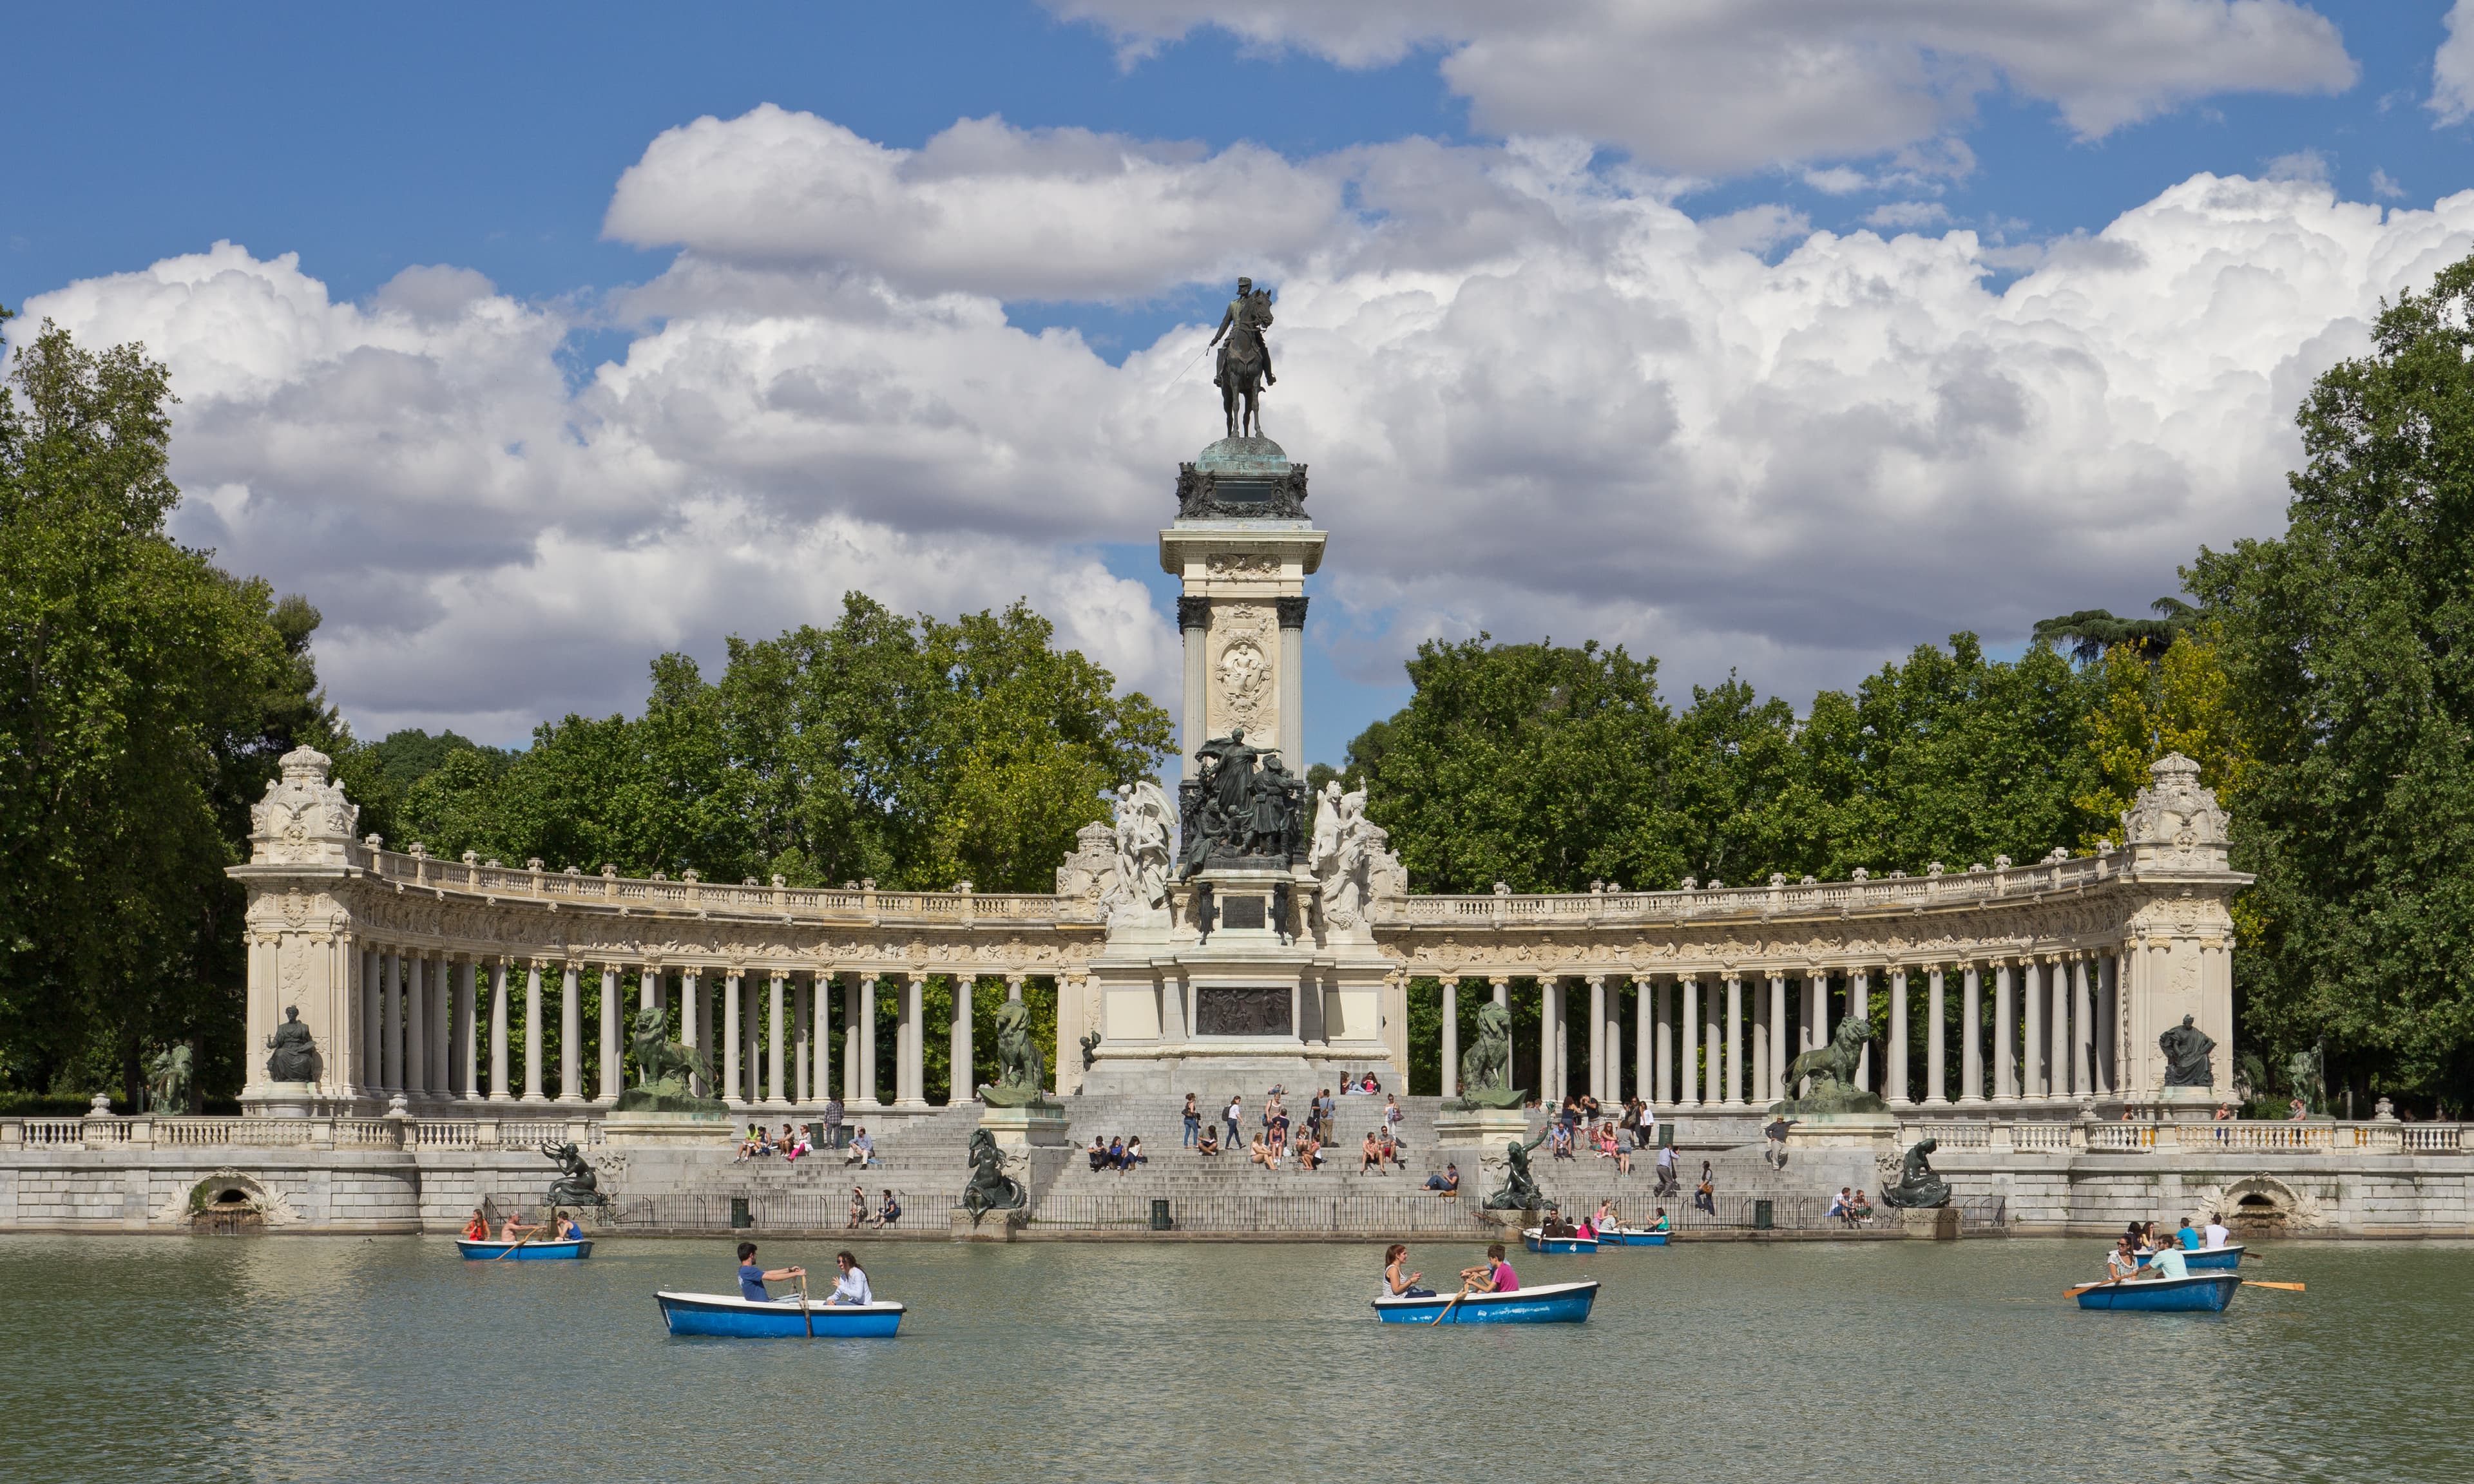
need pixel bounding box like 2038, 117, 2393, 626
737, 1241, 807, 1302
498, 1213, 537, 1243
1455, 1242, 1519, 1298
2139, 1243, 2190, 1281
821, 1250, 872, 1306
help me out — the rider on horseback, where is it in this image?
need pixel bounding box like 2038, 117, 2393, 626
1210, 276, 1276, 437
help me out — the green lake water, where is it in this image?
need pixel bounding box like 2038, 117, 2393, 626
0, 1233, 2463, 1483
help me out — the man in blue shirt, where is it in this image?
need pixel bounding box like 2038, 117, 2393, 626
2175, 1217, 2201, 1251
736, 1241, 805, 1302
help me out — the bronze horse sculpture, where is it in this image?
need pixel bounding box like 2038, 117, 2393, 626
1210, 277, 1276, 439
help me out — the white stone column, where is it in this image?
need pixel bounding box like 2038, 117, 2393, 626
1586, 976, 1607, 1103
901, 974, 928, 1107
1959, 962, 1984, 1103
1276, 599, 1307, 774
722, 973, 743, 1107
1439, 978, 1460, 1099
599, 965, 621, 1103
522, 961, 545, 1102
1535, 979, 1557, 1103
2045, 956, 2069, 1103
1491, 975, 1508, 1008
559, 962, 582, 1103
1883, 966, 1908, 1106
1749, 978, 1767, 1103
852, 976, 873, 1105
638, 965, 657, 1014
826, 974, 846, 1103
488, 958, 510, 1101
1923, 965, 1947, 1105
360, 947, 381, 1099
949, 975, 972, 1104
767, 971, 789, 1106
1993, 960, 2017, 1101
2073, 955, 2095, 1098
432, 953, 452, 1095
1847, 970, 1870, 1092
1178, 601, 1207, 781
1680, 976, 1701, 1107
742, 977, 760, 1102
797, 976, 814, 1105
2020, 958, 2043, 1099
1006, 974, 1024, 1002
1767, 973, 1788, 1103
403, 954, 427, 1099
455, 955, 477, 1093
2097, 953, 2118, 1094
1653, 977, 1673, 1110
691, 971, 713, 1099
1634, 977, 1652, 1107
1723, 975, 1744, 1106
1799, 973, 1822, 1096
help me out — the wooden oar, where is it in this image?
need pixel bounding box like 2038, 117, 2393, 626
797, 1273, 816, 1338
2242, 1280, 2305, 1291
1430, 1287, 1471, 1326
2062, 1273, 2134, 1298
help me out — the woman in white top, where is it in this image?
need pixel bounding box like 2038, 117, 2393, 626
824, 1249, 873, 1305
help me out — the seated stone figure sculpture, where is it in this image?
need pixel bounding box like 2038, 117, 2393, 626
1877, 1136, 1951, 1210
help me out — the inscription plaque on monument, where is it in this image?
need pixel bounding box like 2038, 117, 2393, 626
1194, 986, 1292, 1037
1220, 895, 1266, 931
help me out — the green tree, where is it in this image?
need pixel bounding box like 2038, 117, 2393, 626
2191, 249, 2474, 1106
0, 316, 327, 1105
2032, 598, 2199, 663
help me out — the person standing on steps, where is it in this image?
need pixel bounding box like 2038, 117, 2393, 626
1182, 1092, 1200, 1148
1225, 1093, 1244, 1154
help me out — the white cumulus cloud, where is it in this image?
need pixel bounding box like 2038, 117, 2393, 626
1046, 0, 2357, 171
2433, 0, 2474, 126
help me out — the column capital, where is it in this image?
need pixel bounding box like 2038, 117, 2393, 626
1274, 595, 1309, 629
1582, 973, 1606, 987
1176, 595, 1212, 630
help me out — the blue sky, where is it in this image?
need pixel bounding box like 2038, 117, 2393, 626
8, 2, 2474, 766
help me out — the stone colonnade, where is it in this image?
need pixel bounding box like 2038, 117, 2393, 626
320, 943, 1068, 1111
1421, 949, 2131, 1112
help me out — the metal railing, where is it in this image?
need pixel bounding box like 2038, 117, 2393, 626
584, 1192, 917, 1232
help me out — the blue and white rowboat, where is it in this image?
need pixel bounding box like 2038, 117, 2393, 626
2074, 1271, 2241, 1313
1374, 1279, 1598, 1326
1597, 1228, 1669, 1247
655, 1289, 906, 1338
1522, 1228, 1599, 1255
455, 1238, 592, 1260
2133, 1243, 2245, 1271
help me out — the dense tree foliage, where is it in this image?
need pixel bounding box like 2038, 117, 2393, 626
0, 315, 334, 1108
1345, 631, 2109, 896
2192, 254, 2474, 1110
368, 596, 1174, 895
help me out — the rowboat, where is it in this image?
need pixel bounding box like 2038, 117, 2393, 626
1522, 1228, 1600, 1254
2133, 1243, 2244, 1271
1373, 1279, 1599, 1326
655, 1289, 905, 1338
455, 1238, 592, 1260
1597, 1227, 1669, 1247
2073, 1271, 2241, 1313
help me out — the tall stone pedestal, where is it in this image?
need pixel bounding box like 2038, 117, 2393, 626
242, 1081, 320, 1118
979, 1102, 1070, 1148
1783, 1111, 1900, 1153
1434, 1105, 1533, 1150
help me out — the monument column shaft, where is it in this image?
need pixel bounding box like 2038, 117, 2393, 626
599, 966, 620, 1103
2073, 955, 2095, 1098
946, 972, 969, 1103
1587, 978, 1606, 1103
1276, 610, 1305, 775
768, 972, 789, 1105
1995, 962, 2017, 1100
1180, 611, 1210, 782
1635, 979, 1652, 1107
488, 960, 510, 1100
2021, 960, 2044, 1098
2097, 954, 2118, 1094
431, 955, 450, 1094
455, 959, 477, 1099
1439, 978, 1459, 1099
2046, 958, 2069, 1103
1653, 978, 1673, 1110
522, 962, 544, 1102
1724, 976, 1743, 1106
798, 976, 814, 1105
1799, 974, 1822, 1096
381, 952, 402, 1094
1704, 977, 1723, 1105
859, 977, 879, 1106
693, 973, 713, 1099
1884, 968, 1908, 1105
403, 955, 427, 1099
723, 974, 743, 1107
360, 948, 380, 1099
1847, 971, 1870, 1092
559, 963, 582, 1102
1924, 967, 1948, 1105
904, 976, 928, 1107
1960, 964, 1984, 1103
1768, 974, 1788, 1103
1680, 977, 1700, 1107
